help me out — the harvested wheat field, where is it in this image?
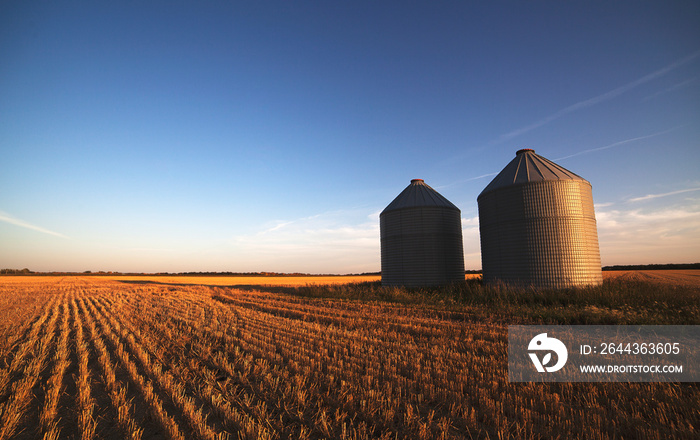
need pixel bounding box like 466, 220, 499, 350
98, 274, 480, 287
604, 269, 700, 288
0, 275, 697, 439
101, 275, 382, 288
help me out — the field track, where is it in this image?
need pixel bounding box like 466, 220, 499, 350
0, 274, 697, 439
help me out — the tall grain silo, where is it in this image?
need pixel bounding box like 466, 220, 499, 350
380, 179, 465, 287
477, 149, 603, 288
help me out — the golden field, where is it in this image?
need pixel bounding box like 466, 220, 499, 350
602, 269, 700, 287
97, 274, 483, 287
0, 273, 697, 439
101, 275, 383, 287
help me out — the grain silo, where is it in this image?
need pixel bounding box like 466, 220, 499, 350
380, 179, 465, 287
477, 149, 603, 288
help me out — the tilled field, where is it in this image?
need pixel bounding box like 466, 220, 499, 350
0, 277, 697, 439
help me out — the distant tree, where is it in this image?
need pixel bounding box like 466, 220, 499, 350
0, 268, 34, 275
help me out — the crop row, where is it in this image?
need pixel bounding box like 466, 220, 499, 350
0, 278, 697, 439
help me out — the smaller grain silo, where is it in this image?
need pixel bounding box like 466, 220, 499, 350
380, 179, 465, 287
478, 149, 603, 288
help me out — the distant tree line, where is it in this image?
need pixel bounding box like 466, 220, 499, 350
0, 269, 380, 277
602, 263, 700, 271
3, 264, 697, 276
0, 268, 34, 274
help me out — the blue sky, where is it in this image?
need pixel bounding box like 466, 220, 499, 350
1, 1, 699, 273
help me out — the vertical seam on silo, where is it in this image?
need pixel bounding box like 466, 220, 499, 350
529, 154, 547, 180
533, 155, 561, 180
538, 155, 581, 180
514, 157, 523, 184
525, 155, 532, 181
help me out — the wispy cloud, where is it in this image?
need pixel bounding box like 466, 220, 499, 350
554, 126, 681, 161
231, 209, 380, 273
437, 172, 499, 190
261, 220, 296, 234
496, 50, 700, 143
461, 216, 482, 268
0, 211, 68, 239
596, 203, 700, 264
628, 187, 700, 203
642, 76, 699, 101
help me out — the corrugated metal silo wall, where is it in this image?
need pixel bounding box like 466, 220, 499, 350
380, 206, 465, 287
478, 180, 602, 288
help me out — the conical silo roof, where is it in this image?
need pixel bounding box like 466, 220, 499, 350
478, 149, 587, 199
382, 179, 458, 213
